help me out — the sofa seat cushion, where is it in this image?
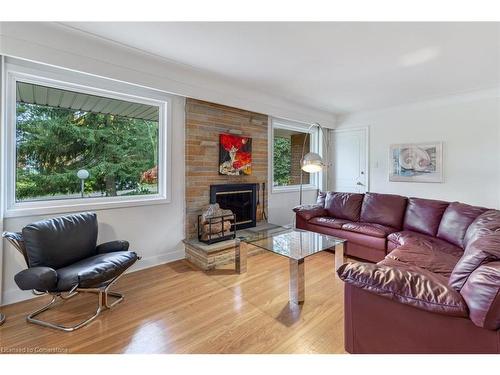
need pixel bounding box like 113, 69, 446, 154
403, 197, 449, 237
337, 261, 469, 317
437, 202, 488, 248
341, 222, 398, 238
56, 251, 138, 291
308, 216, 351, 229
360, 192, 407, 229
449, 233, 500, 291
383, 245, 461, 278
388, 231, 463, 257
324, 192, 364, 221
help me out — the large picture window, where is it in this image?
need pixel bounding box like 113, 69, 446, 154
4, 60, 169, 216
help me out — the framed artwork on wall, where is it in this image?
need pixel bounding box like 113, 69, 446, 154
219, 133, 252, 175
389, 142, 443, 183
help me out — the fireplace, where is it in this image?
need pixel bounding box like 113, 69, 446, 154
210, 183, 258, 230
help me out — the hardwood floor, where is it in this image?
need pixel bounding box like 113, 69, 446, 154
0, 251, 346, 354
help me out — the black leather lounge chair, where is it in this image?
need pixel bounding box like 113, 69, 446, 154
2, 212, 139, 331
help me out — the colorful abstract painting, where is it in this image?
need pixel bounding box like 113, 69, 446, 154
389, 142, 443, 183
219, 133, 252, 175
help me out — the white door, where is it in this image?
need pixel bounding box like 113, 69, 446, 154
331, 128, 368, 193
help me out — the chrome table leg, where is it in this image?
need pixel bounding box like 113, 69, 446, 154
334, 242, 345, 279
289, 258, 305, 305
235, 240, 247, 274
0, 313, 5, 325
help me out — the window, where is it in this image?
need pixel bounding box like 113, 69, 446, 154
3, 59, 170, 216
271, 118, 320, 191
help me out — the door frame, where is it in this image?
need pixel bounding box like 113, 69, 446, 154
331, 126, 370, 192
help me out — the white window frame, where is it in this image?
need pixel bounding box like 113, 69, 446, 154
2, 58, 172, 218
270, 117, 321, 193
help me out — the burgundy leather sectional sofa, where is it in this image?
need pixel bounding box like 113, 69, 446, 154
294, 191, 500, 353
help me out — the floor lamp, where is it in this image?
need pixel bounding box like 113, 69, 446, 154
299, 122, 329, 205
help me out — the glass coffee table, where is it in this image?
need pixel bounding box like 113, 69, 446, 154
236, 225, 346, 305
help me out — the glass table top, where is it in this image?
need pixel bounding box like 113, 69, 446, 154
238, 224, 345, 260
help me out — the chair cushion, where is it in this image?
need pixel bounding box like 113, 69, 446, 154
463, 209, 500, 248
324, 192, 364, 221
22, 212, 98, 269
460, 261, 500, 330
341, 222, 398, 238
56, 251, 138, 291
388, 230, 463, 256
384, 245, 461, 278
308, 216, 351, 229
337, 261, 469, 318
403, 198, 449, 236
360, 192, 407, 229
437, 202, 488, 248
449, 233, 500, 291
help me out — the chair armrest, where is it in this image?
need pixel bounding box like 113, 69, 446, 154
460, 260, 500, 330
14, 267, 57, 291
337, 262, 468, 318
292, 204, 327, 221
96, 240, 130, 254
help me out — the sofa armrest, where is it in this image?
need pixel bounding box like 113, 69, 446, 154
460, 260, 500, 330
292, 204, 327, 221
96, 240, 130, 254
14, 267, 57, 291
337, 262, 468, 318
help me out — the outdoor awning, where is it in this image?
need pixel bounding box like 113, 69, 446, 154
16, 81, 159, 121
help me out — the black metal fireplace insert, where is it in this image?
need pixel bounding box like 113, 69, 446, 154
210, 183, 258, 230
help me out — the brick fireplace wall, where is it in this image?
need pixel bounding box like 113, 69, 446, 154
185, 98, 269, 239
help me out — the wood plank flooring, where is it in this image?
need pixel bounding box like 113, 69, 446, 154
0, 251, 346, 354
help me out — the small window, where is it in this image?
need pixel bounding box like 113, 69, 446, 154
15, 81, 160, 202
4, 60, 170, 216
272, 118, 319, 190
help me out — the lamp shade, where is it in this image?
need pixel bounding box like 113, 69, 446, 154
77, 169, 90, 180
301, 152, 324, 173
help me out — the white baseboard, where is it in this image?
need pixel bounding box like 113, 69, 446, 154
0, 249, 186, 306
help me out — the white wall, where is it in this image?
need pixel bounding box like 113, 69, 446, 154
336, 90, 500, 208
0, 22, 334, 305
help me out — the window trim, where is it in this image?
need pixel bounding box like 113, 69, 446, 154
271, 117, 321, 193
2, 59, 172, 218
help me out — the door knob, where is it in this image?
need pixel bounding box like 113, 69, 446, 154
356, 182, 365, 186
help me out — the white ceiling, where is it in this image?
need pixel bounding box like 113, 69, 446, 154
63, 22, 500, 114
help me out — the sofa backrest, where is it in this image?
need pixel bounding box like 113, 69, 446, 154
324, 192, 364, 221
22, 212, 98, 269
403, 197, 449, 237
436, 202, 488, 248
463, 209, 500, 248
360, 192, 407, 229
460, 259, 500, 330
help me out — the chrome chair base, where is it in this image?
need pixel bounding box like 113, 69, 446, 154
0, 313, 5, 325
27, 275, 125, 332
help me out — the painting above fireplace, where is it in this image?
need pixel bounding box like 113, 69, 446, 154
219, 133, 252, 175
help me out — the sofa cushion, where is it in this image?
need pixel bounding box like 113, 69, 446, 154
360, 192, 407, 229
316, 191, 327, 206
324, 192, 364, 221
449, 233, 500, 291
437, 202, 488, 248
463, 209, 500, 248
304, 223, 387, 250
384, 245, 461, 278
403, 197, 449, 236
341, 222, 398, 238
308, 217, 351, 229
337, 261, 469, 318
460, 261, 500, 330
388, 230, 463, 257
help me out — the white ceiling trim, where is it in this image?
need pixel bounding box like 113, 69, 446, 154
0, 22, 336, 128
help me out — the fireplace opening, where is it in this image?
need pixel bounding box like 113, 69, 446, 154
210, 183, 257, 230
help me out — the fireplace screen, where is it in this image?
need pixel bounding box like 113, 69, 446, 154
210, 184, 257, 230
